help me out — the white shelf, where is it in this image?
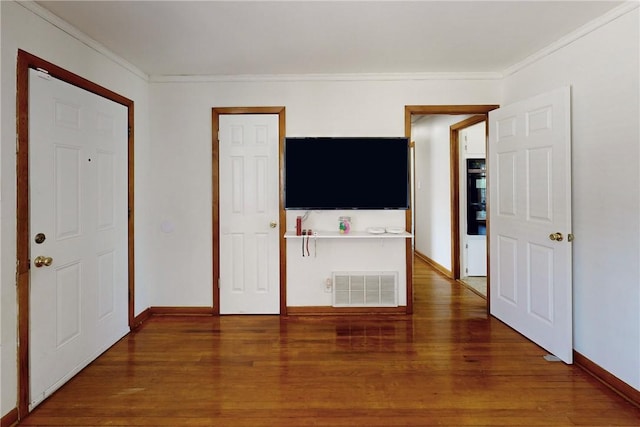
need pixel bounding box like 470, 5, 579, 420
284, 230, 412, 239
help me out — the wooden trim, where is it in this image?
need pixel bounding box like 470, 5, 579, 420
1, 408, 18, 427
286, 306, 407, 316
483, 118, 492, 315
148, 307, 216, 316
131, 307, 152, 330
405, 144, 414, 315
449, 115, 487, 281
405, 105, 499, 115
128, 105, 136, 328
574, 351, 640, 408
211, 110, 220, 315
278, 112, 287, 315
403, 125, 414, 315
405, 105, 498, 315
15, 50, 135, 419
16, 50, 30, 422
450, 115, 487, 131
449, 126, 461, 280
211, 107, 286, 316
414, 251, 452, 278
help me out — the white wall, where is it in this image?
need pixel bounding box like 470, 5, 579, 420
502, 7, 640, 390
2, 0, 637, 420
412, 115, 471, 271
148, 79, 499, 307
1, 1, 151, 417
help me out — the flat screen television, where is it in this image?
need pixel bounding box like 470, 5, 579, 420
284, 137, 410, 210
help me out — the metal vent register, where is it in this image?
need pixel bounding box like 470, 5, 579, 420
332, 272, 398, 307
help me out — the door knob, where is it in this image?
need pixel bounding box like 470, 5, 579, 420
33, 256, 53, 268
549, 232, 564, 242
269, 221, 277, 228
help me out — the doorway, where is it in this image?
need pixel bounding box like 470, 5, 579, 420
451, 116, 487, 297
211, 107, 286, 315
405, 105, 497, 311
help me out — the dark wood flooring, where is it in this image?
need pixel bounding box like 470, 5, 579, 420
18, 258, 640, 426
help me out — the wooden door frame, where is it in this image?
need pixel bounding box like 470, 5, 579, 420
15, 50, 135, 418
450, 115, 487, 281
404, 105, 498, 314
211, 107, 287, 315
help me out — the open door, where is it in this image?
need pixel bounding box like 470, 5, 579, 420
489, 86, 573, 363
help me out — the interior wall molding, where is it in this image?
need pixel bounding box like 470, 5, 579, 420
503, 1, 639, 77
17, 0, 149, 81
17, 0, 639, 84
414, 251, 452, 279
0, 408, 18, 427
149, 72, 502, 83
574, 351, 640, 408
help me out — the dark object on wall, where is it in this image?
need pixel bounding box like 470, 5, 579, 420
284, 137, 410, 210
466, 158, 486, 235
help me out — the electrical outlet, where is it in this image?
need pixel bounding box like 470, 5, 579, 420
324, 278, 332, 293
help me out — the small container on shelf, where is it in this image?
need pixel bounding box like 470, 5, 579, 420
339, 216, 351, 234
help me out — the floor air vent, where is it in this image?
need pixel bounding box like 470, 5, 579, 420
332, 272, 398, 307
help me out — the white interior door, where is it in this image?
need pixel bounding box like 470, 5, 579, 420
29, 69, 129, 408
219, 114, 280, 314
489, 86, 572, 363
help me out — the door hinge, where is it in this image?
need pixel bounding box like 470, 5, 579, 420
35, 67, 51, 80
128, 126, 132, 137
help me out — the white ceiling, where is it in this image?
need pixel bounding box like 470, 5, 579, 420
34, 1, 625, 77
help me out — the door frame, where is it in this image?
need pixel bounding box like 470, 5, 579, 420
405, 105, 498, 313
211, 107, 286, 315
450, 115, 487, 281
15, 50, 135, 418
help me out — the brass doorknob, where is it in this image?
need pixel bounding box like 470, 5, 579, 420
549, 232, 564, 242
33, 256, 53, 268
269, 221, 277, 228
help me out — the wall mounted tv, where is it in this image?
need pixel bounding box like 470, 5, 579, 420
284, 137, 410, 210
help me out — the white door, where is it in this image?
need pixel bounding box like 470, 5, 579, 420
29, 69, 129, 408
489, 86, 573, 363
219, 114, 280, 314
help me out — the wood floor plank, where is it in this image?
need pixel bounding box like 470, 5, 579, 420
19, 258, 640, 426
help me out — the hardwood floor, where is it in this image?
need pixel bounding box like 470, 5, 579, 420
19, 259, 640, 426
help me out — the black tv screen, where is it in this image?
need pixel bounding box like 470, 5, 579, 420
284, 137, 410, 210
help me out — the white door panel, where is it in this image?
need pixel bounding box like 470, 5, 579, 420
29, 69, 128, 408
219, 114, 280, 314
466, 236, 486, 276
489, 86, 573, 363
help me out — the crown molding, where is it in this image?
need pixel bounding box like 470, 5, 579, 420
149, 71, 502, 84
17, 0, 638, 85
18, 0, 149, 81
503, 1, 639, 77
